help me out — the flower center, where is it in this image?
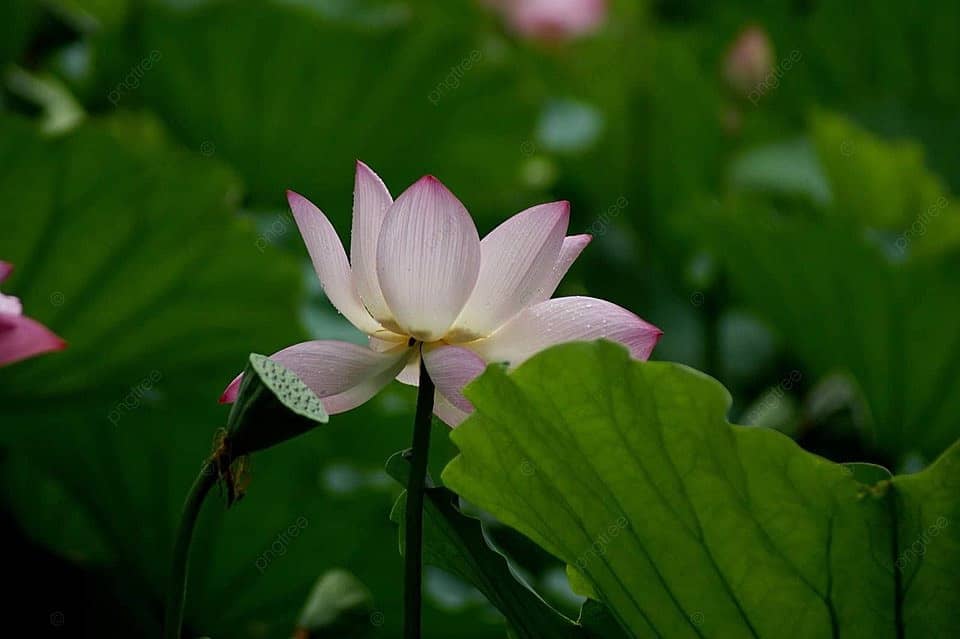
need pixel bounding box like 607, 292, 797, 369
438, 326, 485, 344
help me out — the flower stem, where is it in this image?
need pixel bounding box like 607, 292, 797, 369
404, 356, 435, 639
164, 461, 218, 639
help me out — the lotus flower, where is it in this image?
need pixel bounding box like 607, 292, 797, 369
0, 261, 67, 366
487, 0, 607, 42
723, 25, 775, 98
221, 163, 661, 426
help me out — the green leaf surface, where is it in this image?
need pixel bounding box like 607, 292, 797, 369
86, 0, 540, 227
577, 599, 630, 639
810, 112, 960, 255
714, 212, 960, 462
443, 341, 960, 638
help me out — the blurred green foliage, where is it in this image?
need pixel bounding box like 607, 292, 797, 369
2, 0, 959, 636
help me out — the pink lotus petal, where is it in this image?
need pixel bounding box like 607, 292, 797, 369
220, 373, 244, 404
505, 0, 607, 41
450, 201, 568, 339
0, 313, 67, 367
530, 234, 591, 304
376, 176, 480, 342
423, 345, 486, 414
469, 296, 662, 368
219, 340, 409, 413
434, 391, 470, 428
0, 261, 13, 284
287, 190, 382, 335
0, 292, 23, 315
350, 161, 395, 324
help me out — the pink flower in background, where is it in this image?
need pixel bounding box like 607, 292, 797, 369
723, 25, 775, 98
0, 262, 67, 366
221, 162, 661, 426
489, 0, 607, 41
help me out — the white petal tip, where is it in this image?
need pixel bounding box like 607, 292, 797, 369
631, 323, 664, 360
400, 174, 467, 210
286, 189, 315, 214
414, 174, 454, 195
354, 161, 391, 197
542, 200, 571, 225
355, 159, 376, 176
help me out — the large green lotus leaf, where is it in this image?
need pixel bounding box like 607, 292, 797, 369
722, 116, 960, 461
0, 116, 501, 638
443, 341, 960, 638
810, 112, 960, 255
83, 0, 540, 228
711, 207, 960, 463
